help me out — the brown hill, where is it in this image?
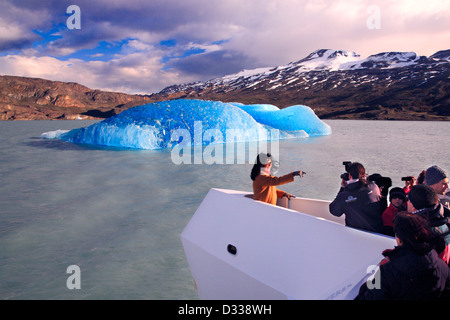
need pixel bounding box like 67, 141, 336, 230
0, 75, 156, 120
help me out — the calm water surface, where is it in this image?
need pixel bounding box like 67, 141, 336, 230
0, 119, 449, 299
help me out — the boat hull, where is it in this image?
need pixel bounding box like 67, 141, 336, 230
181, 188, 396, 300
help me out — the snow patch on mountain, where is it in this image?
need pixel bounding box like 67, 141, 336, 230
159, 49, 448, 95
219, 49, 425, 81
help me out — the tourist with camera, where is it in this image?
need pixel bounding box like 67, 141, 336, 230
329, 162, 384, 234
402, 175, 416, 194
368, 173, 392, 214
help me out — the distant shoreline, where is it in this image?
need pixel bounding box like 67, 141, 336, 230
1, 74, 449, 121
2, 117, 449, 122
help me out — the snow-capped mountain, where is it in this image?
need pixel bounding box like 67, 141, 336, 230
156, 49, 450, 120
4, 49, 446, 120
161, 49, 444, 94
430, 49, 450, 61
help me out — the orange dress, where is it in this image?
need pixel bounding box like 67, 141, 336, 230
252, 172, 294, 205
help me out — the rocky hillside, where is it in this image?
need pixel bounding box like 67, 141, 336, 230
1, 48, 449, 120
0, 76, 156, 120
156, 49, 450, 120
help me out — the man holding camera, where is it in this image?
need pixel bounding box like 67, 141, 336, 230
329, 162, 384, 234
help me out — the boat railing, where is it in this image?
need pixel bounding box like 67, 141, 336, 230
244, 192, 345, 225
277, 195, 346, 225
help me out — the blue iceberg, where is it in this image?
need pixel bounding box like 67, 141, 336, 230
232, 103, 332, 136
43, 99, 331, 150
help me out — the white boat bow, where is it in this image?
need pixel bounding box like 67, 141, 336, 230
181, 188, 396, 300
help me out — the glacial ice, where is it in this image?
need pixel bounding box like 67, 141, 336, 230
232, 103, 332, 136
40, 129, 70, 139
43, 99, 331, 150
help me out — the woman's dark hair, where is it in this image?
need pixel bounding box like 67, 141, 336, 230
394, 212, 436, 255
250, 153, 271, 181
417, 170, 426, 185
348, 162, 367, 184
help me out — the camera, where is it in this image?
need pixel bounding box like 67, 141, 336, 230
340, 161, 352, 181
401, 176, 413, 182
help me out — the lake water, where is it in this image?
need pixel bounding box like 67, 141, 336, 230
1, 119, 449, 299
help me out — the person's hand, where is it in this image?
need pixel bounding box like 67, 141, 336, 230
404, 176, 415, 188
379, 257, 390, 265
379, 248, 393, 265
293, 170, 305, 177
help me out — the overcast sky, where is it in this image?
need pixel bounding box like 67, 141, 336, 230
0, 0, 448, 94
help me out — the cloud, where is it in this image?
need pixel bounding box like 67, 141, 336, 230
0, 42, 185, 94
166, 49, 260, 80
0, 0, 51, 50
0, 0, 448, 94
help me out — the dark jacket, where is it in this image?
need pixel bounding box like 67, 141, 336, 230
355, 246, 450, 300
416, 204, 450, 264
329, 181, 384, 234
416, 204, 450, 242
